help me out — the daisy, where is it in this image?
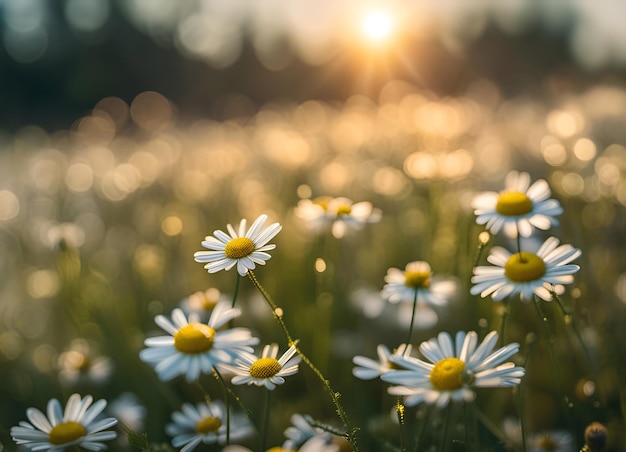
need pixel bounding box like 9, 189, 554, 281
193, 214, 282, 276
11, 393, 117, 451
282, 413, 321, 449
470, 237, 581, 302
294, 196, 381, 238
139, 302, 259, 382
180, 288, 229, 320
381, 261, 457, 329
108, 392, 146, 433
472, 171, 563, 237
166, 400, 252, 451
57, 339, 114, 386
382, 261, 457, 307
352, 344, 413, 380
220, 343, 301, 390
381, 331, 525, 407
529, 430, 575, 452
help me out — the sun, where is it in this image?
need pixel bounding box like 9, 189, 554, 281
360, 8, 394, 43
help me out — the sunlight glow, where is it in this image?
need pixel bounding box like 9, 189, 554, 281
360, 9, 394, 43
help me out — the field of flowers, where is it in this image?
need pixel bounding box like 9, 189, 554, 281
1, 80, 625, 451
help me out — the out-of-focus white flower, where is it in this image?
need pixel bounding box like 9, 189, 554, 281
179, 288, 230, 320
166, 400, 252, 451
352, 344, 412, 380
294, 196, 381, 238
108, 392, 146, 432
382, 261, 457, 330
11, 393, 117, 451
57, 339, 114, 386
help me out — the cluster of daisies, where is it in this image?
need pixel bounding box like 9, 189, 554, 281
351, 171, 583, 445
10, 172, 584, 451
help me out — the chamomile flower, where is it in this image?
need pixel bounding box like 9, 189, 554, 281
470, 237, 581, 302
294, 196, 381, 238
382, 261, 457, 307
194, 214, 282, 276
139, 302, 259, 382
529, 430, 575, 452
472, 171, 563, 237
282, 413, 320, 449
381, 261, 457, 329
180, 288, 229, 320
352, 344, 412, 380
11, 393, 117, 451
220, 343, 301, 390
381, 331, 525, 407
166, 400, 252, 451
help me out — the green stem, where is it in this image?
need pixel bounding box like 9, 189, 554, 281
474, 408, 511, 448
229, 273, 241, 329
499, 300, 510, 346
260, 389, 271, 452
213, 368, 231, 445
516, 232, 525, 262
413, 405, 431, 452
438, 403, 452, 452
463, 401, 475, 452
247, 270, 359, 451
515, 386, 527, 452
232, 273, 241, 309
212, 371, 259, 433
407, 289, 418, 346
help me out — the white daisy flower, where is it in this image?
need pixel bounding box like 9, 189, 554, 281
108, 392, 146, 433
381, 261, 457, 329
166, 400, 252, 452
529, 430, 575, 452
11, 393, 117, 451
193, 214, 282, 276
57, 339, 114, 387
470, 236, 581, 302
282, 413, 321, 449
220, 343, 301, 390
179, 288, 229, 320
352, 344, 413, 380
472, 171, 563, 237
381, 331, 525, 407
382, 261, 457, 307
294, 196, 381, 238
139, 302, 259, 382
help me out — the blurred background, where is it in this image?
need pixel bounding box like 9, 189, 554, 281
2, 0, 626, 131
2, 1, 626, 451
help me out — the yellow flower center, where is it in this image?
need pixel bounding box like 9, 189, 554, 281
195, 416, 222, 434
48, 421, 86, 445
504, 252, 546, 282
249, 357, 282, 378
537, 436, 558, 451
404, 270, 431, 289
429, 357, 466, 390
495, 191, 533, 216
336, 204, 352, 215
312, 196, 332, 211
224, 237, 255, 259
174, 323, 216, 354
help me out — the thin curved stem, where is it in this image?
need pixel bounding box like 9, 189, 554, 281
260, 389, 271, 452
407, 289, 418, 346
247, 270, 360, 451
